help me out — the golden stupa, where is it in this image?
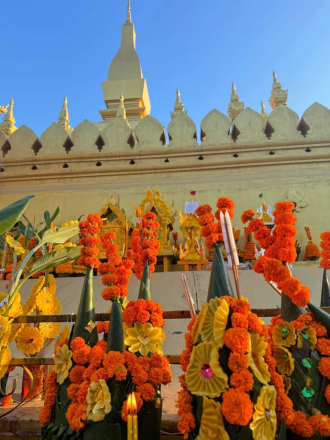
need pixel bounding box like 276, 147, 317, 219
179, 210, 205, 261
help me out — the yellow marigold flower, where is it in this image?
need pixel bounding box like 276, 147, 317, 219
273, 346, 294, 376
186, 341, 228, 398
31, 276, 45, 296
248, 333, 270, 385
250, 385, 277, 440
86, 379, 112, 422
40, 322, 61, 339
0, 347, 11, 380
16, 327, 44, 355
36, 289, 56, 314
272, 321, 296, 347
54, 344, 73, 384
48, 274, 57, 295
6, 235, 25, 255
8, 294, 23, 318
0, 293, 9, 315
196, 396, 229, 440
124, 322, 163, 356
22, 296, 37, 316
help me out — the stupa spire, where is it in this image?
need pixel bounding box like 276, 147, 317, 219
116, 95, 127, 119
0, 98, 17, 136
269, 70, 288, 109
58, 97, 73, 135
227, 83, 244, 124
126, 0, 132, 24
171, 89, 187, 119
261, 100, 268, 121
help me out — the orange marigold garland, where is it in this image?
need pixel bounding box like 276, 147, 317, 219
320, 231, 330, 270
131, 212, 161, 280
77, 214, 102, 268
243, 201, 311, 307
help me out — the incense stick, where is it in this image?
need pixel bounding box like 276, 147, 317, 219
181, 274, 196, 317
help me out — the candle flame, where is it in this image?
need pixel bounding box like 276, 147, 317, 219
128, 392, 137, 415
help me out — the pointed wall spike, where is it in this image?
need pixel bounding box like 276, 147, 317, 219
126, 0, 132, 24
321, 269, 330, 307
207, 246, 234, 302
138, 265, 152, 300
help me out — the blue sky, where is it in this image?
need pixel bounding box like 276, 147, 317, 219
1, 0, 330, 136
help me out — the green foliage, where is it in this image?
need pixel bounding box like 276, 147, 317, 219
107, 301, 124, 352
42, 224, 79, 244
25, 247, 82, 278
0, 195, 35, 236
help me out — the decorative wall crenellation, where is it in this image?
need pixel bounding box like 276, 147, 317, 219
1, 102, 330, 160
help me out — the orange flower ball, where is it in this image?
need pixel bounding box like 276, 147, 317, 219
248, 219, 264, 232
241, 209, 255, 224
224, 328, 250, 353
195, 204, 212, 216
137, 383, 156, 401
216, 197, 235, 211
230, 370, 254, 392
318, 357, 330, 379
70, 337, 85, 352
221, 388, 253, 426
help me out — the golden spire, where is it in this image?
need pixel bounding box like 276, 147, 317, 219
126, 0, 132, 24
0, 104, 8, 115
116, 95, 127, 119
269, 71, 288, 109
227, 83, 244, 124
58, 97, 73, 135
0, 98, 17, 135
171, 89, 187, 119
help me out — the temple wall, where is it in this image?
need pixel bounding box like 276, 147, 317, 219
0, 101, 330, 254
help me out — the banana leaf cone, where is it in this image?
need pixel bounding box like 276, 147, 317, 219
281, 293, 305, 322
107, 301, 124, 353
321, 269, 330, 307
278, 418, 287, 440
138, 265, 152, 300
207, 245, 234, 302
308, 301, 330, 333
71, 266, 98, 346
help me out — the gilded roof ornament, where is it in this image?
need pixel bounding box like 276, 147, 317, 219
126, 0, 132, 24
116, 95, 127, 119
171, 89, 187, 119
227, 83, 244, 124
0, 104, 9, 115
58, 97, 73, 135
269, 71, 288, 109
0, 98, 17, 136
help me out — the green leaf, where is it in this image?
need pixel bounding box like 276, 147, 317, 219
138, 265, 152, 300
42, 224, 79, 244
107, 301, 124, 352
25, 247, 82, 278
50, 207, 60, 223
278, 418, 286, 440
0, 196, 35, 236
207, 246, 234, 302
44, 211, 50, 225
71, 267, 98, 345
308, 302, 330, 333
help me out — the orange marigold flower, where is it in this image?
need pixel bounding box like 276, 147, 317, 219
230, 370, 254, 391
292, 286, 310, 307
232, 300, 251, 316
274, 213, 296, 225
82, 364, 97, 381
221, 388, 253, 426
102, 274, 118, 286
185, 333, 194, 351
195, 204, 212, 216
66, 403, 87, 432
69, 365, 86, 384
178, 413, 196, 439
114, 364, 127, 381
148, 368, 164, 387
123, 351, 138, 369
187, 315, 197, 332
320, 259, 330, 270
248, 313, 265, 335
122, 307, 138, 325
241, 209, 255, 224
224, 328, 250, 353
138, 357, 151, 372
278, 277, 302, 297
228, 352, 249, 373
231, 312, 249, 329
253, 256, 267, 274
205, 233, 221, 249
259, 235, 276, 249
316, 338, 330, 356
201, 223, 219, 238
45, 370, 57, 388
325, 384, 330, 404
254, 227, 271, 241
97, 321, 109, 334
96, 340, 107, 352
318, 357, 330, 379
277, 248, 297, 264
321, 249, 330, 259
72, 345, 91, 365
89, 350, 105, 368
309, 321, 327, 337
197, 213, 214, 226
76, 381, 89, 404
87, 213, 103, 226
180, 349, 191, 373
84, 236, 101, 246
273, 224, 297, 238
44, 389, 56, 407
320, 231, 330, 241
136, 310, 150, 324
67, 383, 79, 401
309, 414, 330, 437
221, 296, 237, 309
137, 383, 156, 401
149, 353, 163, 369
132, 367, 149, 385
83, 256, 100, 268
102, 285, 121, 300
150, 313, 165, 328
215, 208, 234, 221
82, 247, 100, 257
162, 370, 172, 385
70, 337, 85, 352
217, 197, 235, 210
274, 201, 295, 214
287, 411, 314, 438
248, 218, 264, 232
39, 405, 52, 426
